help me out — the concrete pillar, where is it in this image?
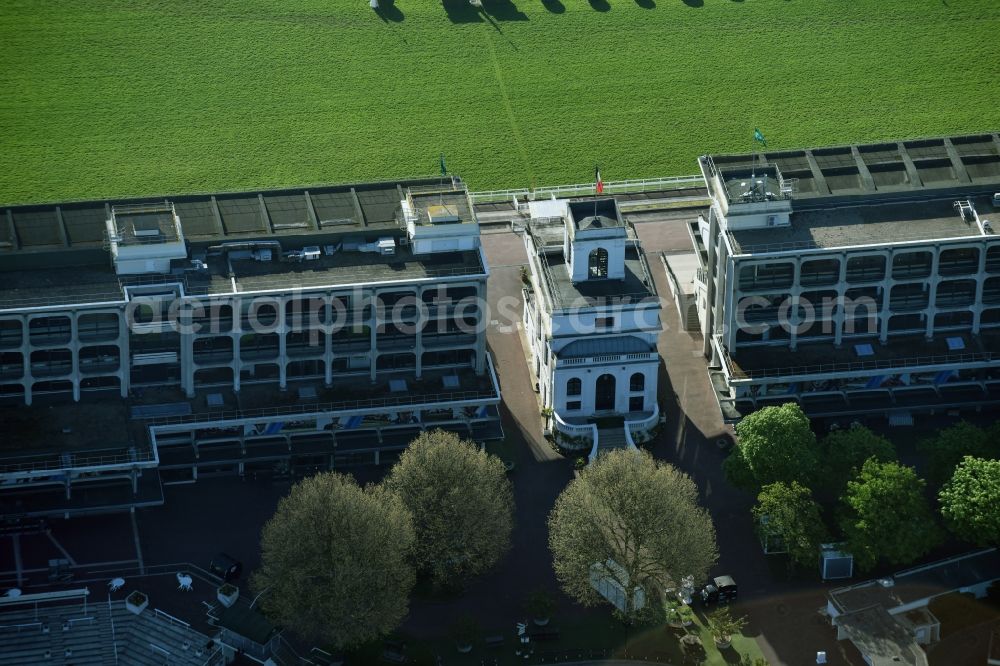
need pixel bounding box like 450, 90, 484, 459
879, 254, 893, 344
232, 299, 243, 392
324, 295, 334, 387
278, 297, 288, 390
710, 233, 728, 363
70, 314, 80, 402
702, 209, 720, 359
180, 304, 195, 398
788, 258, 802, 352
369, 290, 378, 383
925, 250, 941, 340
415, 288, 426, 379
20, 318, 31, 405
834, 252, 848, 346
972, 243, 988, 334
474, 281, 486, 375
118, 309, 130, 398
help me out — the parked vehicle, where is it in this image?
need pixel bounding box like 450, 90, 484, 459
700, 575, 737, 605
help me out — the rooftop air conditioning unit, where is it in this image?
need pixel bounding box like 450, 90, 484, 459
377, 238, 396, 255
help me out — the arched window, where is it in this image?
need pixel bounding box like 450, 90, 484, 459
630, 373, 645, 392
566, 377, 582, 396
588, 247, 609, 279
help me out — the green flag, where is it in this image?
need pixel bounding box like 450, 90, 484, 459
753, 128, 767, 149
439, 153, 448, 176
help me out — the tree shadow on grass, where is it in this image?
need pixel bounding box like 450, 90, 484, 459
483, 0, 529, 20
541, 0, 566, 12
375, 0, 405, 22
442, 0, 484, 23
683, 0, 704, 6
589, 0, 611, 11
636, 0, 656, 7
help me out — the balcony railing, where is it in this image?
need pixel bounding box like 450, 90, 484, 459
724, 345, 995, 380
0, 445, 156, 475
556, 352, 657, 367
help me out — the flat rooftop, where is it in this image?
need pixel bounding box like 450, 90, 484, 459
704, 132, 1000, 201
729, 194, 994, 254
725, 331, 998, 380
0, 176, 452, 254
539, 247, 657, 310
409, 189, 474, 226
201, 243, 485, 296
0, 399, 150, 474
831, 549, 1000, 615
835, 605, 928, 666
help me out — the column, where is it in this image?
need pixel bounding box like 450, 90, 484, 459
278, 297, 288, 390
118, 309, 130, 398
70, 314, 80, 402
925, 249, 940, 340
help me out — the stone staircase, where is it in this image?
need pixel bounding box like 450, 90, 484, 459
596, 427, 629, 454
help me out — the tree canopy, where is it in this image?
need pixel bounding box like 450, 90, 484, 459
252, 473, 415, 648
724, 403, 819, 492
384, 429, 514, 585
839, 459, 941, 571
753, 481, 829, 570
917, 421, 999, 485
819, 425, 896, 496
548, 450, 717, 622
939, 456, 1000, 546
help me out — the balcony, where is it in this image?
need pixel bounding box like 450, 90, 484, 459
421, 332, 477, 348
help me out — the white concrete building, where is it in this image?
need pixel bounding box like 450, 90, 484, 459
522, 198, 661, 457
0, 178, 501, 517
679, 133, 1000, 423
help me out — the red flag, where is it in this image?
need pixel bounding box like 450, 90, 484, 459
595, 166, 603, 194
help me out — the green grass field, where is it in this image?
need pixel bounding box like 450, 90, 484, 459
2, 0, 999, 204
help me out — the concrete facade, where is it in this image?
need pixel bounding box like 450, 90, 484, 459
0, 178, 502, 517
681, 134, 1000, 422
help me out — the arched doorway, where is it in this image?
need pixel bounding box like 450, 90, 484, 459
595, 373, 616, 411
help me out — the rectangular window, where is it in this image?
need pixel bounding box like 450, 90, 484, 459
595, 317, 614, 329
628, 396, 644, 412
566, 401, 582, 411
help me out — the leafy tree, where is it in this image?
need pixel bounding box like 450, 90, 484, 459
384, 429, 514, 585
251, 473, 415, 648
918, 421, 998, 485
820, 425, 896, 495
939, 456, 1000, 546
548, 450, 717, 622
752, 481, 829, 570
839, 459, 941, 571
724, 403, 819, 492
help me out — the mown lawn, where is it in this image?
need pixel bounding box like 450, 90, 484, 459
1, 0, 998, 204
